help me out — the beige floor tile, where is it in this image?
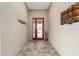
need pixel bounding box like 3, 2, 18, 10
18, 40, 60, 56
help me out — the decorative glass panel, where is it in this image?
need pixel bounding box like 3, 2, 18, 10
37, 19, 42, 38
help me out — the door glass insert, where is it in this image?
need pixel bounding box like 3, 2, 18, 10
37, 19, 42, 38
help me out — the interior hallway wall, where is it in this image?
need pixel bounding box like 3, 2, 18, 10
48, 2, 79, 56
0, 25, 1, 56
28, 10, 48, 40
1, 2, 29, 56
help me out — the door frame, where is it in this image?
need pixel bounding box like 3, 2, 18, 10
32, 18, 44, 40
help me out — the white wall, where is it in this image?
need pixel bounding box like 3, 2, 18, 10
28, 10, 48, 40
1, 2, 29, 56
48, 2, 79, 56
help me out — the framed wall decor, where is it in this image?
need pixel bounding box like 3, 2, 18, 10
73, 3, 79, 22
60, 2, 79, 25
67, 5, 73, 24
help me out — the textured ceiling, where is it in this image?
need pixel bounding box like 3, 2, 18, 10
26, 2, 51, 10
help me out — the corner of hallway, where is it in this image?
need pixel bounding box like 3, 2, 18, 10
1, 2, 79, 56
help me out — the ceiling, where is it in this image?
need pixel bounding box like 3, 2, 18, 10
26, 2, 51, 10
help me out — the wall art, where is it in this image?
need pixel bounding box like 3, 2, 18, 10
61, 2, 79, 25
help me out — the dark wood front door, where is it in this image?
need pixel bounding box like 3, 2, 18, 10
32, 18, 44, 40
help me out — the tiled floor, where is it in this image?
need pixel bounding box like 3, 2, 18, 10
18, 40, 60, 56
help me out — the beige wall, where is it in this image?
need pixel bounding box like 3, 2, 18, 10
48, 2, 79, 56
0, 10, 2, 56
0, 27, 1, 56
28, 10, 48, 40
1, 2, 29, 56
0, 40, 1, 56
0, 19, 1, 56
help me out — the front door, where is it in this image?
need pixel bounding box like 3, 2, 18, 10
32, 18, 44, 40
